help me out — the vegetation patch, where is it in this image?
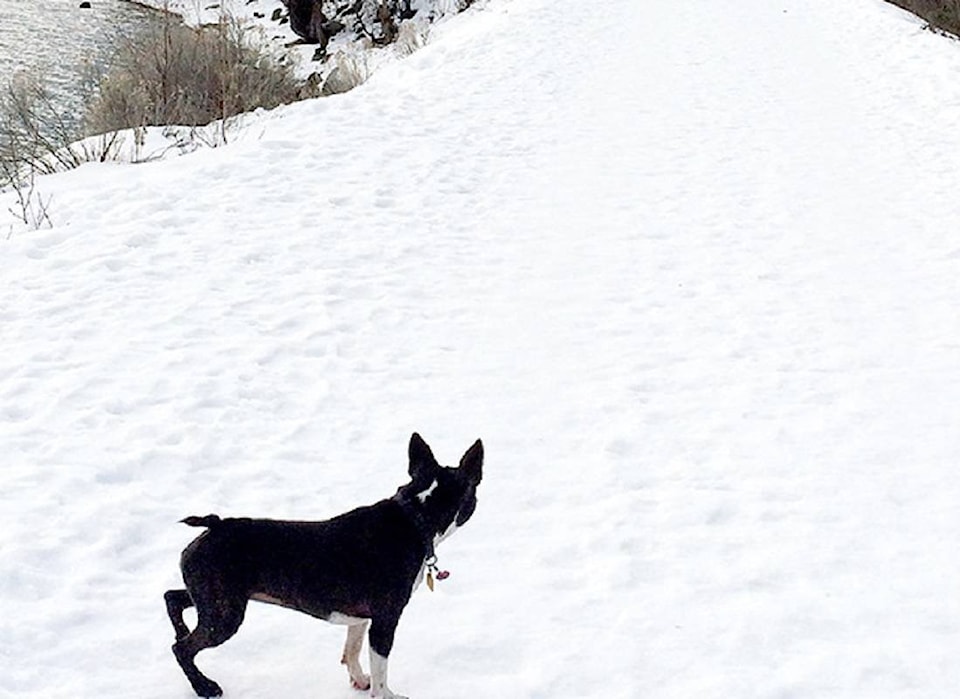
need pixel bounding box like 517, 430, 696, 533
87, 13, 307, 134
1, 9, 311, 198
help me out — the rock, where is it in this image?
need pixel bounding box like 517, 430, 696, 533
399, 1, 416, 20
377, 2, 397, 44
79, 1, 91, 7
297, 72, 323, 99
322, 19, 346, 37
286, 0, 328, 47
322, 66, 354, 96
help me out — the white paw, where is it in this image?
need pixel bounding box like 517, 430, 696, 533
350, 674, 371, 690
372, 690, 408, 699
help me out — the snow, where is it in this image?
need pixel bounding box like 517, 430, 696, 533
3, 0, 960, 697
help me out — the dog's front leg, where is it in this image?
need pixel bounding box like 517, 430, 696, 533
368, 615, 407, 699
370, 651, 406, 699
342, 621, 371, 690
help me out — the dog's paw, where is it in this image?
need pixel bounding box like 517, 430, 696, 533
351, 674, 371, 690
191, 678, 223, 698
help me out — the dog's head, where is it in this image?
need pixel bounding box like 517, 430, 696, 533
398, 433, 483, 541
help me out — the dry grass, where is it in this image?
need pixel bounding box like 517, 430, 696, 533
86, 12, 306, 134
0, 74, 126, 185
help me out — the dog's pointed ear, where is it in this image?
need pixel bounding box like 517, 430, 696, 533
459, 439, 483, 485
409, 432, 439, 481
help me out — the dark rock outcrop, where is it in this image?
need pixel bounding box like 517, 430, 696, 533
282, 0, 329, 47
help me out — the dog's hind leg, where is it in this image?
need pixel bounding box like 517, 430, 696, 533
341, 620, 371, 690
171, 595, 247, 698
164, 589, 194, 640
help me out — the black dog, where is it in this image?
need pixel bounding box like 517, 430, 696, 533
164, 433, 483, 698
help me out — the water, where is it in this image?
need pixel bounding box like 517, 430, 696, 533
0, 0, 160, 135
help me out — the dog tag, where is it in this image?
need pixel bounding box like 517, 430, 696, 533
426, 571, 435, 592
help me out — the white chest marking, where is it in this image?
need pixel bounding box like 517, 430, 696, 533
436, 519, 459, 545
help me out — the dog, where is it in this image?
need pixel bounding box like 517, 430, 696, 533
164, 433, 483, 698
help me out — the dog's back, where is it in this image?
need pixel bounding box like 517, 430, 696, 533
178, 503, 427, 620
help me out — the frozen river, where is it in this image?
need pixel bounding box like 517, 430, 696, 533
0, 0, 159, 135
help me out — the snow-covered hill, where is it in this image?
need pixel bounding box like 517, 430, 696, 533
2, 0, 960, 697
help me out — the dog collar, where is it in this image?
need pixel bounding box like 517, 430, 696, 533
393, 495, 436, 557
423, 554, 450, 591
393, 495, 450, 590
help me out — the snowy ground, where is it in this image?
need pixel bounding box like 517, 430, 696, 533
3, 0, 960, 697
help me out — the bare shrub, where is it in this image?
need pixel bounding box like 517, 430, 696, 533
0, 73, 84, 179
86, 12, 306, 134
2, 74, 134, 181
1, 161, 53, 237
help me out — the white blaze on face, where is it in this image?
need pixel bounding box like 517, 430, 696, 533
416, 479, 438, 503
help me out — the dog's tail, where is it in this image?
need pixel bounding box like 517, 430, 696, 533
180, 514, 222, 528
